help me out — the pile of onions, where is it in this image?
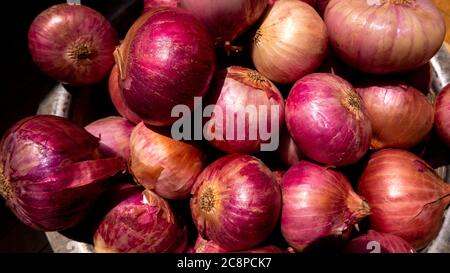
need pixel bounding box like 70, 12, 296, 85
358, 149, 450, 249
190, 154, 281, 251
436, 84, 450, 146
324, 0, 446, 74
0, 115, 125, 231
286, 73, 372, 166
108, 65, 141, 124
194, 236, 284, 253
345, 230, 415, 253
281, 161, 371, 252
355, 81, 434, 149
94, 189, 187, 253
205, 66, 285, 154
144, 0, 179, 12
129, 123, 205, 200
115, 7, 216, 126
28, 4, 118, 85
251, 0, 328, 84
180, 0, 268, 49
85, 116, 135, 161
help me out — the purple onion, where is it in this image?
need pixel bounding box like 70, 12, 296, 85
436, 84, 450, 147
115, 7, 216, 126
0, 115, 125, 231
85, 116, 135, 161
94, 189, 187, 253
345, 230, 416, 253
285, 73, 372, 166
190, 154, 281, 251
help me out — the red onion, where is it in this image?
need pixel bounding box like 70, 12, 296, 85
0, 115, 125, 231
94, 189, 187, 253
436, 84, 450, 146
358, 149, 450, 249
130, 122, 205, 200
191, 154, 281, 251
324, 0, 446, 74
355, 81, 434, 150
251, 0, 328, 84
205, 66, 285, 154
281, 161, 370, 252
345, 230, 416, 253
286, 73, 372, 166
28, 4, 118, 86
270, 0, 316, 6
180, 0, 268, 49
108, 65, 141, 124
85, 116, 134, 161
144, 0, 179, 12
277, 126, 302, 166
194, 236, 284, 253
116, 8, 216, 126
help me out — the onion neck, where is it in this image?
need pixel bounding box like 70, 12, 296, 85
199, 187, 216, 213
382, 0, 416, 7
341, 88, 363, 120
346, 191, 371, 223
0, 168, 10, 200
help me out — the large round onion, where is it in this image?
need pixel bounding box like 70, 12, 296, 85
286, 73, 372, 166
85, 116, 135, 161
130, 123, 205, 200
251, 0, 328, 84
281, 161, 370, 252
0, 115, 125, 231
190, 154, 281, 251
324, 0, 446, 74
94, 189, 187, 253
28, 4, 118, 85
358, 149, 450, 249
115, 8, 216, 126
345, 230, 415, 253
436, 84, 450, 146
355, 81, 434, 149
179, 0, 268, 48
108, 65, 141, 124
205, 66, 285, 154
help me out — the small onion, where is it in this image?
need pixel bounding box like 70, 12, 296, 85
251, 0, 328, 84
345, 230, 416, 253
180, 0, 268, 48
281, 161, 371, 252
205, 66, 285, 154
324, 0, 446, 74
130, 122, 205, 200
191, 154, 281, 251
436, 84, 450, 146
85, 116, 135, 160
144, 0, 179, 12
358, 149, 450, 249
116, 8, 216, 126
0, 115, 125, 231
194, 236, 284, 253
355, 81, 434, 149
286, 73, 372, 166
28, 4, 118, 85
108, 65, 141, 124
94, 189, 187, 253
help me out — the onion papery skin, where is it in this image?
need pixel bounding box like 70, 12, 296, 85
116, 8, 216, 126
130, 122, 205, 200
358, 149, 450, 250
281, 161, 370, 252
205, 66, 285, 154
144, 0, 180, 12
28, 4, 118, 86
436, 84, 450, 146
108, 65, 142, 124
194, 236, 284, 253
345, 230, 416, 253
285, 73, 372, 166
179, 0, 268, 48
324, 0, 446, 74
355, 81, 434, 150
85, 116, 135, 160
190, 154, 281, 251
94, 189, 187, 253
251, 0, 328, 84
0, 115, 126, 231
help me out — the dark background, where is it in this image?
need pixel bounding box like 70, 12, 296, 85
0, 0, 142, 253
